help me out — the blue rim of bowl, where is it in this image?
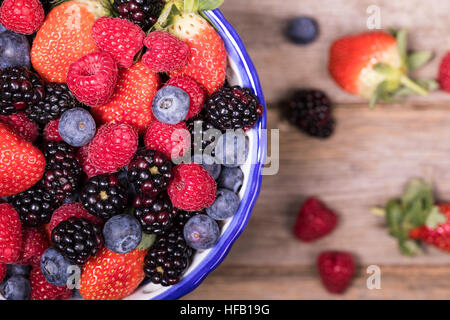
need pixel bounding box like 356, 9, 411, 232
148, 9, 267, 300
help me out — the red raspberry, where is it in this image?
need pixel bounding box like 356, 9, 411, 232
43, 119, 62, 141
17, 226, 49, 266
144, 120, 191, 160
439, 52, 450, 93
0, 203, 22, 263
142, 31, 190, 73
87, 123, 138, 173
168, 164, 216, 211
293, 197, 338, 242
0, 263, 5, 282
317, 251, 355, 294
67, 51, 119, 107
30, 266, 73, 300
166, 76, 206, 119
0, 0, 44, 34
0, 112, 39, 142
92, 17, 145, 68
77, 145, 109, 178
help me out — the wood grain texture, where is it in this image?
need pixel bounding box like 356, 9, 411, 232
183, 0, 450, 300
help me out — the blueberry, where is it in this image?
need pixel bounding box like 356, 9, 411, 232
206, 189, 240, 221
0, 24, 6, 33
6, 264, 31, 278
0, 30, 31, 69
40, 247, 74, 287
0, 276, 31, 300
184, 215, 220, 250
58, 107, 96, 147
73, 289, 83, 300
214, 131, 249, 167
152, 86, 190, 124
286, 17, 319, 45
103, 214, 142, 254
218, 167, 244, 193
192, 153, 221, 180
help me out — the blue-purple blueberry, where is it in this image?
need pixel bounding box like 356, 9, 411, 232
0, 275, 31, 300
286, 17, 319, 45
218, 167, 244, 193
192, 153, 221, 180
206, 189, 240, 221
0, 30, 31, 69
214, 131, 249, 167
58, 107, 96, 147
40, 247, 74, 287
152, 86, 190, 124
6, 264, 31, 278
103, 214, 142, 254
184, 215, 220, 250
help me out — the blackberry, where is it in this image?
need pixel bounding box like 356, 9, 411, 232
284, 89, 335, 138
26, 83, 83, 125
42, 152, 82, 203
9, 185, 59, 227
186, 111, 219, 155
205, 86, 263, 131
113, 0, 164, 31
0, 66, 45, 115
127, 149, 172, 198
51, 217, 102, 265
144, 227, 193, 286
79, 173, 128, 221
133, 192, 175, 235
40, 141, 75, 160
174, 210, 205, 230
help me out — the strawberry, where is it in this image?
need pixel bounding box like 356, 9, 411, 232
317, 251, 355, 294
166, 75, 205, 119
0, 0, 44, 34
438, 52, 450, 93
90, 62, 160, 133
293, 197, 338, 242
31, 0, 109, 83
30, 265, 72, 300
0, 203, 22, 264
329, 30, 437, 107
92, 17, 145, 69
0, 122, 45, 197
17, 226, 49, 266
0, 112, 39, 143
67, 51, 119, 107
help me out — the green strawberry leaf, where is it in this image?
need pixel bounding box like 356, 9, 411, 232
425, 206, 447, 229
401, 179, 433, 208
385, 199, 403, 236
408, 51, 433, 71
184, 0, 200, 12
198, 0, 224, 10
395, 29, 408, 67
137, 233, 157, 251
152, 2, 181, 31
415, 78, 440, 91
399, 239, 422, 256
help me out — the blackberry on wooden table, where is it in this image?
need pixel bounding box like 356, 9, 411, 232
113, 0, 164, 31
133, 192, 175, 235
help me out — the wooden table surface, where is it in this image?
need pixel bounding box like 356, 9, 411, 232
183, 0, 450, 300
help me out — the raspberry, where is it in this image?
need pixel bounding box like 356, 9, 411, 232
77, 145, 110, 178
17, 226, 49, 266
166, 76, 206, 120
142, 31, 190, 73
0, 263, 5, 282
144, 120, 190, 160
29, 266, 72, 300
317, 251, 355, 294
43, 119, 62, 141
439, 52, 450, 93
92, 17, 145, 68
0, 0, 44, 35
168, 164, 216, 211
87, 123, 138, 173
67, 51, 119, 107
0, 203, 22, 263
0, 112, 39, 142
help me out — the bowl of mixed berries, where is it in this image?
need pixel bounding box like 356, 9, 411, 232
0, 0, 266, 300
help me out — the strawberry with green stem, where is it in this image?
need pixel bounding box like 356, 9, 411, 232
329, 29, 438, 108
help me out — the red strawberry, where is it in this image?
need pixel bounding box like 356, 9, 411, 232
438, 52, 450, 93
317, 251, 355, 294
293, 197, 338, 242
0, 122, 46, 196
92, 17, 145, 68
0, 0, 44, 34
168, 163, 216, 211
168, 13, 227, 95
0, 112, 39, 143
0, 263, 5, 282
144, 120, 191, 159
329, 30, 434, 107
17, 226, 49, 266
0, 203, 22, 263
30, 265, 72, 300
87, 123, 138, 173
67, 51, 119, 107
43, 119, 62, 141
91, 62, 160, 133
142, 30, 190, 73
166, 75, 205, 119
79, 246, 147, 300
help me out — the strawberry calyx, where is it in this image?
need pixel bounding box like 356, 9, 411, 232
372, 179, 447, 256
369, 29, 438, 108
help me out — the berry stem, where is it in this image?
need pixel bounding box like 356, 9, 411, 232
400, 76, 428, 97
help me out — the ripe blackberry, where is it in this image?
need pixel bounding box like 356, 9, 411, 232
40, 140, 75, 160
144, 227, 193, 286
127, 149, 173, 198
51, 217, 102, 265
113, 0, 164, 31
42, 152, 82, 203
133, 192, 175, 235
26, 83, 83, 125
0, 67, 45, 115
9, 185, 59, 227
79, 173, 128, 221
284, 89, 335, 138
205, 86, 263, 131
186, 111, 219, 155
174, 210, 205, 229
